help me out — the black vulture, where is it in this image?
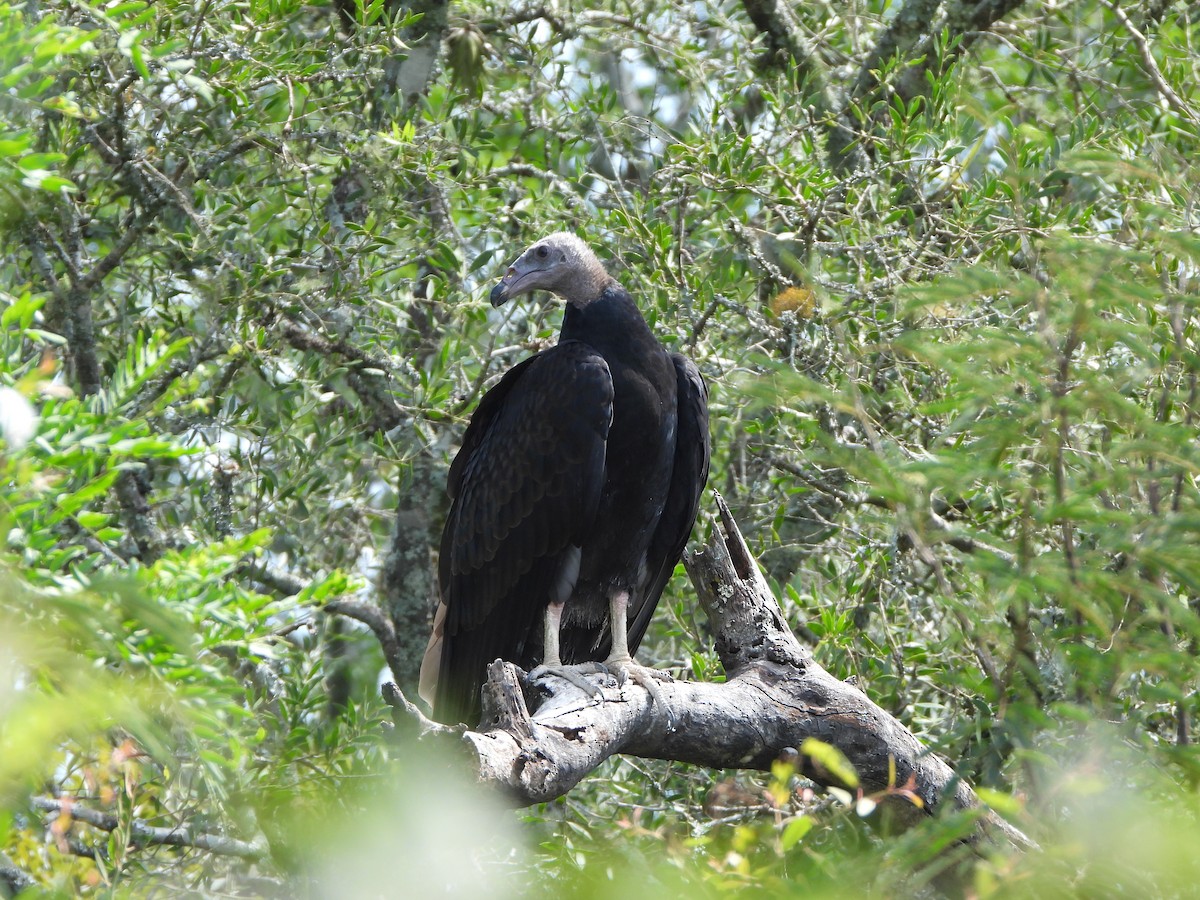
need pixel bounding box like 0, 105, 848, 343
419, 233, 710, 727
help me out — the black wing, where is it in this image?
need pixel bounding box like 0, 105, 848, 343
432, 341, 613, 725
627, 354, 710, 656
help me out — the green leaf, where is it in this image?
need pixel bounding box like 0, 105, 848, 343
15, 152, 65, 170
74, 511, 111, 529
0, 137, 31, 157
975, 788, 1023, 818
801, 738, 859, 789
780, 816, 813, 851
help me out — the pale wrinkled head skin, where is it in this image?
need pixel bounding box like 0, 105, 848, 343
489, 232, 613, 307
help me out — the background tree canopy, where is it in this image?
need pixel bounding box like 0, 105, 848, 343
2, 0, 1200, 894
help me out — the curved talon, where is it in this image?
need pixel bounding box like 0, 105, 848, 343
604, 657, 677, 734
528, 663, 606, 700
526, 657, 677, 733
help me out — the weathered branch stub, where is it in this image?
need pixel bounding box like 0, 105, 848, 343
391, 492, 1031, 850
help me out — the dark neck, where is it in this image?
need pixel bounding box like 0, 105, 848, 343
561, 285, 655, 353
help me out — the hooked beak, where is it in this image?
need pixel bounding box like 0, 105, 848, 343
489, 267, 518, 307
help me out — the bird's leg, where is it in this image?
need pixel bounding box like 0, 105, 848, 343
603, 591, 671, 680
527, 601, 604, 700
541, 599, 566, 668
603, 591, 675, 731
606, 590, 634, 663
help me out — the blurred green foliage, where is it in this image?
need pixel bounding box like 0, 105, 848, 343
2, 0, 1200, 894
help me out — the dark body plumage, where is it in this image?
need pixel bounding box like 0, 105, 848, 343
422, 237, 709, 727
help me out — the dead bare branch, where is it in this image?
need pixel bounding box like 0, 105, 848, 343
386, 494, 1033, 852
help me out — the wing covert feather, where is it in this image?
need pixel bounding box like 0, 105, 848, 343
627, 354, 710, 654
433, 341, 613, 724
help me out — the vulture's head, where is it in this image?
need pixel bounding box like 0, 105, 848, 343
489, 233, 612, 308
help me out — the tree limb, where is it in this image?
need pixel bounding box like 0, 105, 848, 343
0, 850, 35, 897
377, 457, 441, 696
31, 798, 267, 860
847, 0, 942, 106
891, 0, 1028, 109
114, 468, 164, 563
278, 319, 405, 432
399, 493, 1033, 851
242, 560, 307, 596
739, 0, 870, 174
325, 598, 404, 685
742, 0, 1028, 175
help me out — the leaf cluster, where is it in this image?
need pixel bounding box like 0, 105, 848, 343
2, 0, 1200, 895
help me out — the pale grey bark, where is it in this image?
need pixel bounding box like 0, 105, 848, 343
389, 493, 1033, 851
29, 798, 268, 860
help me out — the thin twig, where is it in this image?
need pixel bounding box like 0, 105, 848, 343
1098, 0, 1199, 127
32, 798, 268, 860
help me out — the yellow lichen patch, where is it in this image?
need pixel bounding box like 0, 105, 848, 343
770, 286, 816, 319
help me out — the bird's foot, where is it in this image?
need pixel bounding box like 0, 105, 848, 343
603, 656, 677, 733
526, 662, 608, 701
601, 655, 673, 688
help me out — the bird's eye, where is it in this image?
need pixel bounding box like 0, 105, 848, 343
534, 246, 549, 260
